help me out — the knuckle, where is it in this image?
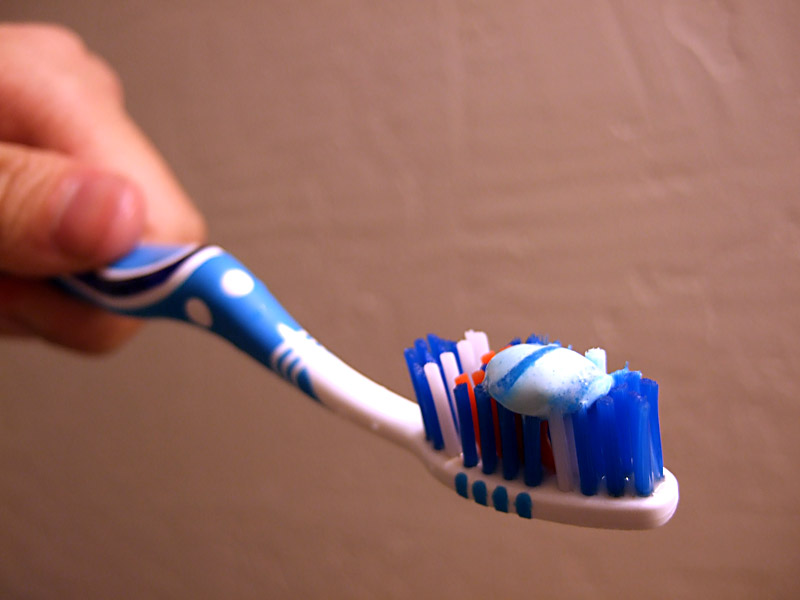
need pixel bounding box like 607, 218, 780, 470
0, 146, 59, 255
0, 149, 34, 230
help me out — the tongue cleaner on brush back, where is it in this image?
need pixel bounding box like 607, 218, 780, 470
60, 243, 679, 529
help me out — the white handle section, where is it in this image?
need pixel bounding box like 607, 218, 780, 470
284, 332, 423, 448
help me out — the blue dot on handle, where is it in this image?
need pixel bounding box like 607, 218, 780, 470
455, 473, 469, 499
472, 481, 488, 506
492, 486, 509, 513
515, 493, 533, 519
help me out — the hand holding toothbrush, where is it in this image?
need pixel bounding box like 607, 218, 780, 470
0, 23, 206, 352
0, 24, 678, 530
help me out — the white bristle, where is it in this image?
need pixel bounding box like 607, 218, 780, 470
564, 413, 579, 486
465, 329, 490, 363
456, 339, 479, 376
585, 347, 607, 372
548, 410, 574, 492
439, 352, 461, 427
424, 362, 461, 457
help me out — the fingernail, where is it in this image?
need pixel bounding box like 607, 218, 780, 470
54, 172, 145, 261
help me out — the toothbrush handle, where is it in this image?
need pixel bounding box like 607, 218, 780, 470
60, 244, 317, 396
59, 244, 423, 443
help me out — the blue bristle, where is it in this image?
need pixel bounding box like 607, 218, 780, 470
597, 395, 626, 496
403, 348, 444, 450
628, 369, 642, 391
613, 367, 642, 392
447, 397, 460, 438
474, 383, 498, 475
572, 404, 599, 496
425, 332, 443, 354
526, 333, 551, 344
426, 333, 461, 371
419, 373, 445, 451
447, 339, 461, 364
616, 401, 634, 480
508, 337, 522, 346
403, 348, 431, 440
423, 334, 462, 430
454, 382, 479, 468
641, 378, 664, 479
632, 396, 655, 496
522, 415, 543, 486
417, 337, 461, 443
496, 402, 519, 480
426, 334, 449, 367
588, 401, 606, 482
609, 381, 636, 477
413, 338, 433, 364
443, 338, 463, 373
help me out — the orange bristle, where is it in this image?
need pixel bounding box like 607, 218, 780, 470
540, 420, 556, 472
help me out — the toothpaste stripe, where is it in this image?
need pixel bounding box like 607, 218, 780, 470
494, 344, 559, 394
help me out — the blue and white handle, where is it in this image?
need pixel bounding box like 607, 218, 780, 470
60, 244, 423, 446
62, 244, 318, 396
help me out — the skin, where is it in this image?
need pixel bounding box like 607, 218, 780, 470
0, 23, 206, 352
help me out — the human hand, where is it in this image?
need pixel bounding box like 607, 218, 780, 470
0, 23, 206, 352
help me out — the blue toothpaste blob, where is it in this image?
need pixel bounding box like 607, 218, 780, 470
483, 343, 614, 417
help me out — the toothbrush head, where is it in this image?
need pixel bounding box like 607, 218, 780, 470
404, 331, 678, 529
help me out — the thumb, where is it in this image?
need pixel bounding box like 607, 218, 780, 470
0, 141, 146, 277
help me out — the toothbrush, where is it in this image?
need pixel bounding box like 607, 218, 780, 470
60, 243, 679, 529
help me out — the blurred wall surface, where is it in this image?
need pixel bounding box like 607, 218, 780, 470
1, 1, 799, 598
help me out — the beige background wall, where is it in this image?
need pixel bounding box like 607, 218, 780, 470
1, 1, 798, 598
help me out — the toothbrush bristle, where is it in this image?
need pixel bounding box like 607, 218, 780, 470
473, 381, 498, 474
403, 331, 666, 512
453, 381, 479, 468
496, 401, 520, 480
